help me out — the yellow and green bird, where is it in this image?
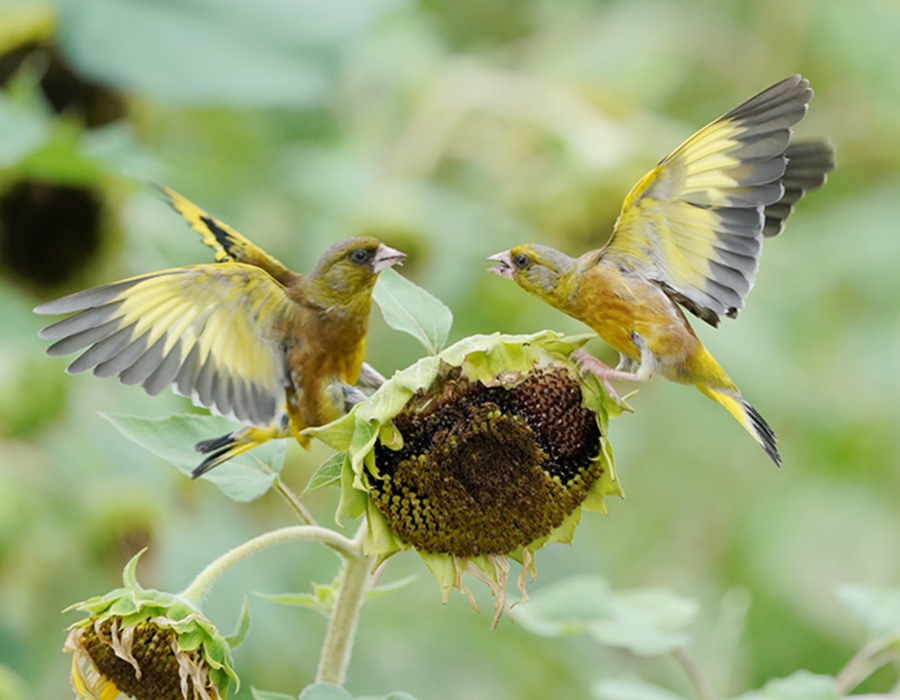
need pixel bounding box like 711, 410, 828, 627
488, 75, 835, 465
36, 185, 405, 476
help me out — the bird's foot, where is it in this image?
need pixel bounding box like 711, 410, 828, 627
572, 348, 642, 401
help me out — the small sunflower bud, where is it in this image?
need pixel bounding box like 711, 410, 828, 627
307, 332, 626, 625
64, 552, 239, 700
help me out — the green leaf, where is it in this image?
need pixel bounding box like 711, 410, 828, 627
256, 574, 417, 617
0, 91, 52, 167
515, 576, 615, 637
302, 452, 345, 495
102, 413, 284, 502
0, 663, 28, 700
728, 671, 838, 700
298, 684, 353, 700
365, 575, 418, 600
296, 687, 419, 700
593, 678, 687, 700
256, 590, 330, 615
59, 0, 400, 108
256, 580, 337, 616
373, 268, 453, 355
837, 584, 900, 641
515, 575, 698, 656
589, 587, 698, 656
225, 597, 251, 649
121, 548, 147, 591
251, 689, 297, 700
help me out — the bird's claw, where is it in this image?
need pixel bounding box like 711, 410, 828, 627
572, 348, 622, 401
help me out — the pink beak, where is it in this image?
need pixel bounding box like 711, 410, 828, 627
486, 251, 514, 279
373, 244, 407, 273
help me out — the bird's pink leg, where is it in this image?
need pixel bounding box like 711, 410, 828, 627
572, 347, 646, 400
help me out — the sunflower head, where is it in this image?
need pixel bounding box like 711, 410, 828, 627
307, 332, 626, 625
64, 551, 240, 700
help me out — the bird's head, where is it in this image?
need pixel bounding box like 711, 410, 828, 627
309, 237, 406, 309
487, 244, 576, 307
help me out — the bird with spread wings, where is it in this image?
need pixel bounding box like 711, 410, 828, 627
489, 75, 835, 465
36, 185, 405, 477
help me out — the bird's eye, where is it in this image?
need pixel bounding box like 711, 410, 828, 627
350, 248, 372, 264
514, 253, 530, 268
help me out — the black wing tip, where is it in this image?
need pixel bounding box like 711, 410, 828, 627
124, 171, 179, 207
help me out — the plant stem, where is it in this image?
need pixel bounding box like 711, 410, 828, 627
673, 647, 716, 700
836, 640, 899, 695
273, 475, 318, 526
315, 523, 371, 685
179, 525, 358, 607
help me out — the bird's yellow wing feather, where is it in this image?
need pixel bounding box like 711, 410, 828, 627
36, 264, 295, 426
603, 75, 830, 326
155, 183, 293, 280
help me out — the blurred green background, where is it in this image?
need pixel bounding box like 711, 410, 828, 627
1, 0, 898, 697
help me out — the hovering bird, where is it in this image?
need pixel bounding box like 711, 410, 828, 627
36, 185, 405, 477
488, 75, 835, 465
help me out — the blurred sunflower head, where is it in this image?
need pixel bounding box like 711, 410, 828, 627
64, 552, 239, 700
307, 331, 625, 625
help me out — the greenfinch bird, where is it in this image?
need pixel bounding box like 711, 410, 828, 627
488, 75, 835, 466
36, 185, 406, 477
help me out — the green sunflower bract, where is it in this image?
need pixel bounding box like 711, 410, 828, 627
306, 331, 626, 625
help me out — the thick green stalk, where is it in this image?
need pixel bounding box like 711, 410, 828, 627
315, 524, 371, 685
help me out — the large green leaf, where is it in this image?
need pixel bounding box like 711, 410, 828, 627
58, 0, 400, 108
295, 683, 419, 700
593, 678, 687, 700
837, 584, 900, 641
251, 690, 298, 700
514, 575, 613, 637
515, 575, 698, 656
373, 268, 453, 355
298, 685, 353, 700
727, 671, 837, 700
588, 587, 698, 656
103, 413, 284, 501
0, 92, 51, 168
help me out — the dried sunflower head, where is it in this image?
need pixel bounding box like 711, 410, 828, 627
307, 331, 626, 624
64, 552, 240, 700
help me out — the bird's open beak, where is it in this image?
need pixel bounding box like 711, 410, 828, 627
373, 244, 407, 273
486, 251, 514, 279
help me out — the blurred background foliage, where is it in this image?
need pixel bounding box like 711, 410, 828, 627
0, 0, 898, 697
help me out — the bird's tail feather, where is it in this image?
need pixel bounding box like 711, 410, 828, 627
192, 430, 264, 479
697, 385, 781, 466
192, 422, 293, 478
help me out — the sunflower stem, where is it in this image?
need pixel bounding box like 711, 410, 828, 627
835, 640, 899, 695
273, 475, 319, 526
179, 525, 358, 608
673, 646, 716, 700
315, 522, 371, 685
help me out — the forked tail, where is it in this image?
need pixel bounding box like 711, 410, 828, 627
192, 430, 261, 478
697, 385, 781, 466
